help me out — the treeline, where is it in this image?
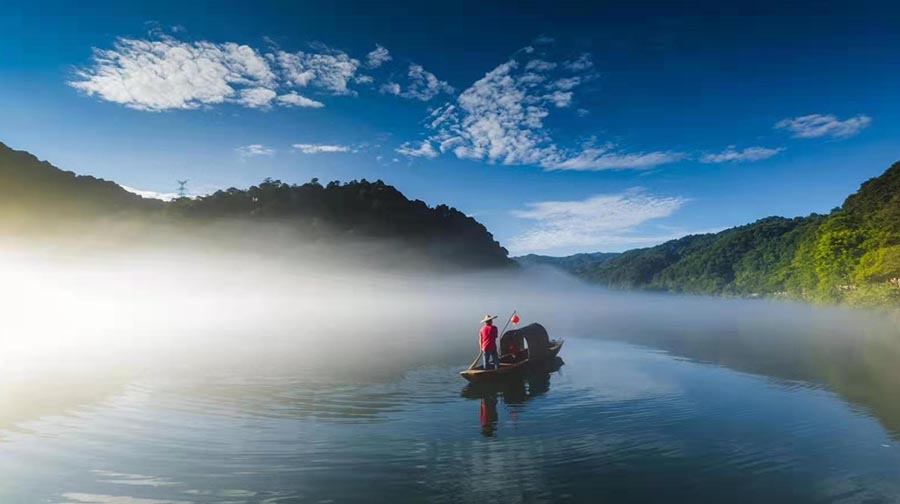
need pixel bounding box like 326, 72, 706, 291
167, 178, 512, 268
0, 142, 512, 269
0, 142, 162, 220
520, 161, 900, 307
516, 252, 620, 271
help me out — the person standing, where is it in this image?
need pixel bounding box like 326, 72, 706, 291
480, 315, 499, 370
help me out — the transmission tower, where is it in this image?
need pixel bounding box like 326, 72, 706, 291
177, 180, 189, 198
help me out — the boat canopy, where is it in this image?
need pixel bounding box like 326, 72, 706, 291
500, 323, 551, 359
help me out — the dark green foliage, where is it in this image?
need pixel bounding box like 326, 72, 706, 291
543, 160, 900, 306
741, 215, 823, 294
580, 234, 717, 289
0, 142, 162, 221
651, 217, 814, 294
515, 252, 620, 272
0, 142, 512, 270
774, 162, 900, 302
170, 178, 512, 269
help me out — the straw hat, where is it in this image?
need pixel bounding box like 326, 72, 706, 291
481, 315, 497, 323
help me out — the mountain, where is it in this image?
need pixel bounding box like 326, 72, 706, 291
516, 252, 620, 272
0, 142, 512, 269
0, 142, 162, 223
532, 161, 900, 307
168, 178, 513, 268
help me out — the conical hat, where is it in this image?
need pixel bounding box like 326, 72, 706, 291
481, 315, 497, 323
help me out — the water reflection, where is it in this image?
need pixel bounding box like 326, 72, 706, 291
2, 340, 900, 503
479, 394, 498, 436
0, 369, 131, 439
461, 357, 565, 437
591, 302, 900, 438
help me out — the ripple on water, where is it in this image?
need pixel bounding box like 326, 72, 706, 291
2, 338, 900, 504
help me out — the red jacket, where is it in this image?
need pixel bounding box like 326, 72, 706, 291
480, 324, 498, 352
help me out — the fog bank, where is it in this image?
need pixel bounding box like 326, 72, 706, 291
2, 233, 899, 432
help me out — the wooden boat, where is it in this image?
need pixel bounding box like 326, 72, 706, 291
459, 323, 564, 383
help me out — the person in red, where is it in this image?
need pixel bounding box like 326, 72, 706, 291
479, 315, 500, 370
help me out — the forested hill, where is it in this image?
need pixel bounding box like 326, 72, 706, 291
169, 178, 512, 268
0, 142, 512, 269
0, 142, 163, 219
516, 252, 620, 270
517, 160, 900, 307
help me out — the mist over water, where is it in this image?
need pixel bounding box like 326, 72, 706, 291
3, 236, 900, 503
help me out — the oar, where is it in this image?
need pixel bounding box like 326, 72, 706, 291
467, 350, 483, 370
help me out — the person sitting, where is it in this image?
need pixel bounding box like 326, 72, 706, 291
479, 315, 499, 370
507, 341, 523, 362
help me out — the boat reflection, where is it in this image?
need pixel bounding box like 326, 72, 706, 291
461, 357, 564, 436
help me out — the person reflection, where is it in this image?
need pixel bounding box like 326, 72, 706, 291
480, 393, 498, 437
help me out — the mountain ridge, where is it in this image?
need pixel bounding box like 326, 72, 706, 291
517, 161, 900, 307
5, 139, 900, 302
0, 141, 513, 270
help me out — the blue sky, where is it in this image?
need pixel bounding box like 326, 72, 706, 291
2, 0, 899, 255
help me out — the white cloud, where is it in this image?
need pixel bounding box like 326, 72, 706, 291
509, 189, 689, 253
424, 60, 564, 166
292, 143, 351, 154
273, 51, 314, 87
564, 53, 593, 71
237, 87, 277, 108
236, 144, 275, 158
276, 92, 324, 108
550, 146, 686, 171
273, 46, 360, 95
551, 77, 581, 90
546, 90, 573, 108
366, 45, 392, 68
396, 140, 438, 158
406, 53, 676, 171
525, 59, 557, 71
119, 185, 179, 201
700, 146, 784, 163
380, 82, 401, 95
70, 35, 373, 111
380, 64, 454, 101
121, 183, 222, 200
69, 36, 276, 111
774, 114, 871, 139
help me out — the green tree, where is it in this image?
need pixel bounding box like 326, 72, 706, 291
854, 245, 900, 283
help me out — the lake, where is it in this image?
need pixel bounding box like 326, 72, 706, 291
2, 292, 900, 504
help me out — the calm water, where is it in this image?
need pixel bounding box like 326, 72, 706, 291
2, 319, 900, 504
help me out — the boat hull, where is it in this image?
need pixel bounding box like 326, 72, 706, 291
459, 340, 564, 383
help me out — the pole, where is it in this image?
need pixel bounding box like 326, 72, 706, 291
467, 310, 517, 370
498, 310, 517, 339
467, 350, 483, 370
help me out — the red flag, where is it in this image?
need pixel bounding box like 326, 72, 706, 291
510, 313, 520, 325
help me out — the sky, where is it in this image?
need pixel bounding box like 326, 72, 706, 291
1, 0, 899, 256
